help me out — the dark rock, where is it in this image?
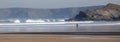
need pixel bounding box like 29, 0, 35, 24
67, 3, 120, 21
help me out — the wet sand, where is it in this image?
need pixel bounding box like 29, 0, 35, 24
0, 34, 119, 42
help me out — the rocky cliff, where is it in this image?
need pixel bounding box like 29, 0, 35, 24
67, 3, 120, 21
0, 5, 103, 20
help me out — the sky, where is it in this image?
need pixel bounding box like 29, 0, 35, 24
0, 0, 119, 8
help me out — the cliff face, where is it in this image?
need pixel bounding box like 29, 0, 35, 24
0, 8, 79, 20
67, 3, 120, 21
0, 5, 103, 20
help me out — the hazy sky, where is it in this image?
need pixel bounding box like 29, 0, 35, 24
0, 0, 120, 8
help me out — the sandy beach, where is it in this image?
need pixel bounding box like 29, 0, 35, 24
0, 34, 119, 42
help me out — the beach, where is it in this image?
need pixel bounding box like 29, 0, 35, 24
0, 34, 119, 42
